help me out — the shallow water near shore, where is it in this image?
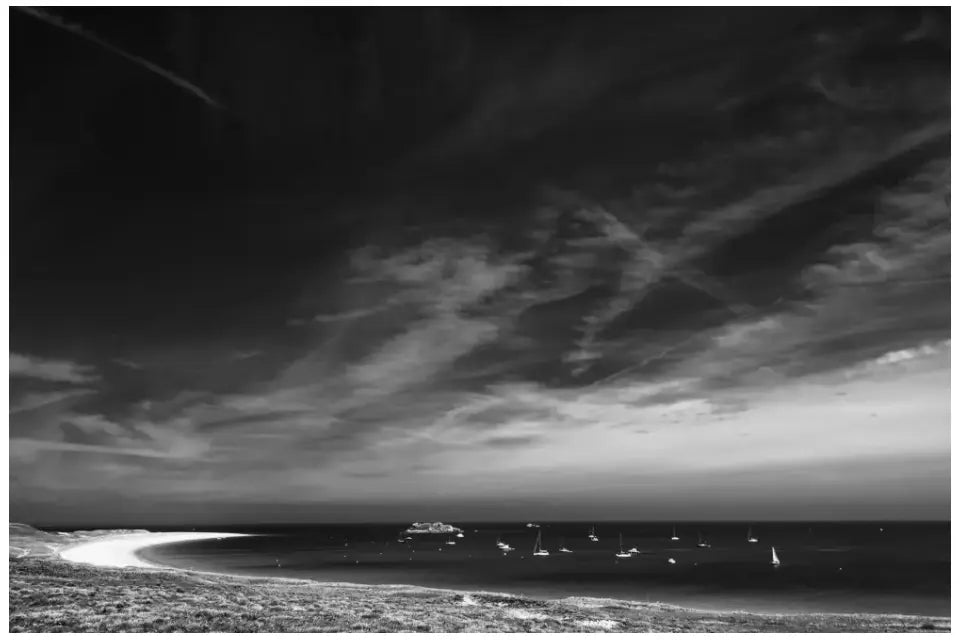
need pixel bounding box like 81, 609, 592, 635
139, 522, 950, 617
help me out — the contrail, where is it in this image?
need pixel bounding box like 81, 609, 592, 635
14, 6, 222, 109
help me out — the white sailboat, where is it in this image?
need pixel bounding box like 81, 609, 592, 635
558, 537, 573, 553
747, 527, 758, 543
670, 526, 679, 541
588, 525, 599, 542
697, 532, 711, 548
445, 536, 457, 546
615, 533, 633, 558
532, 530, 550, 556
771, 547, 781, 566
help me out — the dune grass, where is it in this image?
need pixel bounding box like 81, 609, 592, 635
8, 526, 951, 633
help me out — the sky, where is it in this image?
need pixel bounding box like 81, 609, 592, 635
9, 7, 951, 526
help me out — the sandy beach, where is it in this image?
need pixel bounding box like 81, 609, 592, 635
59, 532, 250, 569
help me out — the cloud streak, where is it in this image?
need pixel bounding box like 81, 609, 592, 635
10, 353, 100, 384
14, 7, 222, 109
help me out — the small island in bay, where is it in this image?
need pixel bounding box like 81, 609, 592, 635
403, 522, 464, 535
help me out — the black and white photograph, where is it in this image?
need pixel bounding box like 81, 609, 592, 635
7, 4, 952, 633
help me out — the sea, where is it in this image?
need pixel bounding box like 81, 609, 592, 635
139, 522, 950, 617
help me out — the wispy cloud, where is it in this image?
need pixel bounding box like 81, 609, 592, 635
230, 350, 263, 361
483, 435, 542, 448
111, 358, 143, 370
11, 438, 200, 460
311, 307, 390, 323
10, 353, 100, 384
9, 389, 97, 415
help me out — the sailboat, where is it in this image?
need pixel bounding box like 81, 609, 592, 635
670, 526, 680, 541
615, 533, 633, 558
558, 537, 573, 553
697, 532, 711, 548
445, 536, 457, 546
532, 530, 550, 556
747, 527, 758, 543
588, 525, 599, 542
771, 547, 781, 566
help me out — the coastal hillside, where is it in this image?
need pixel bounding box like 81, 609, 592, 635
8, 526, 950, 633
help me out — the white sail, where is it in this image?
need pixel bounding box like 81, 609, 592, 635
771, 547, 780, 565
533, 530, 550, 556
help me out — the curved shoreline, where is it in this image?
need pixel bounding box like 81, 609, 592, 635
54, 530, 950, 622
56, 531, 752, 616
59, 531, 251, 569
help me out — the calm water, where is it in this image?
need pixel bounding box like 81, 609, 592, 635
140, 522, 950, 616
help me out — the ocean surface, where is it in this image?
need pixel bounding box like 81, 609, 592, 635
140, 522, 950, 616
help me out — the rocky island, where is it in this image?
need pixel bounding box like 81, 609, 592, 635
402, 522, 463, 535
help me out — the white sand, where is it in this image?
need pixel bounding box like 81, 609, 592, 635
59, 531, 249, 569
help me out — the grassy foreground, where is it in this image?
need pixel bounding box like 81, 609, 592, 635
9, 525, 951, 633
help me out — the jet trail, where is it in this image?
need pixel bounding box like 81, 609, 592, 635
15, 6, 222, 109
